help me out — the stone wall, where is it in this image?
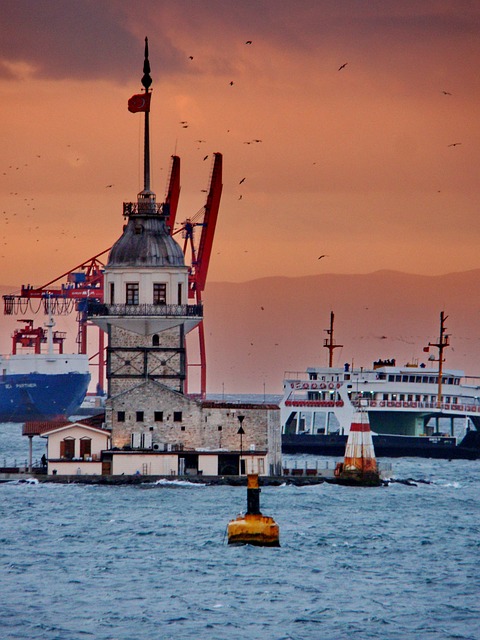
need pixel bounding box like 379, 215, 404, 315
108, 324, 184, 396
106, 380, 281, 473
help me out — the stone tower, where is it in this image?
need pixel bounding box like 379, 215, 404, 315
88, 38, 202, 447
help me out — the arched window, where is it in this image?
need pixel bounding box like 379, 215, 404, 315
152, 334, 160, 346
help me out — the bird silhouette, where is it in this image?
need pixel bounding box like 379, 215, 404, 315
318, 254, 328, 260
442, 90, 452, 95
105, 184, 114, 188
203, 155, 208, 161
239, 177, 246, 184
448, 142, 462, 147
189, 56, 194, 60
245, 40, 252, 44
338, 62, 348, 71
229, 81, 234, 86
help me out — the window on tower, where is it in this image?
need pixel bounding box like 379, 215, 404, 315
126, 282, 139, 305
153, 283, 166, 305
110, 282, 115, 304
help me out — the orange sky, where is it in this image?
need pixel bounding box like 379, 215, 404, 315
1, 1, 480, 289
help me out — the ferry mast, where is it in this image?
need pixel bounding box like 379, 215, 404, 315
323, 311, 343, 367
426, 311, 450, 410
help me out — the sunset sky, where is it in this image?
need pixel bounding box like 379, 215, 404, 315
2, 1, 480, 289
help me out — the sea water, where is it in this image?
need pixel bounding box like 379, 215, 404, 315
1, 423, 479, 640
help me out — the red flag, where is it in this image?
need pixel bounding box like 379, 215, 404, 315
128, 93, 151, 113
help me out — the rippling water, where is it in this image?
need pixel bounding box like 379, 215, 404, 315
1, 424, 480, 639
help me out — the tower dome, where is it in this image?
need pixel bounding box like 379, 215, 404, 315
107, 210, 185, 268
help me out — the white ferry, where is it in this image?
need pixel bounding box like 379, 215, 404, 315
281, 312, 480, 459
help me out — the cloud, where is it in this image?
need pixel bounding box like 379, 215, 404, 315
3, 1, 479, 84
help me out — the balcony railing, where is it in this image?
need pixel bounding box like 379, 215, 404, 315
87, 302, 203, 318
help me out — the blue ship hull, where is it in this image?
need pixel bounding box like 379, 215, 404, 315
0, 371, 91, 422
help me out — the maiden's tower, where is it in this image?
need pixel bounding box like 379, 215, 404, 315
85, 39, 281, 477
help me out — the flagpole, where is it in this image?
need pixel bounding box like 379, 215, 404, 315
141, 37, 152, 195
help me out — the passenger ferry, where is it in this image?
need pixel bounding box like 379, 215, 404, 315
281, 312, 480, 459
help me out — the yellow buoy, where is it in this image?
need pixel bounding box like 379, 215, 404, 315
227, 474, 280, 546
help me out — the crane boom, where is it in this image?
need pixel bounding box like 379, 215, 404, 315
195, 152, 222, 295
164, 155, 181, 232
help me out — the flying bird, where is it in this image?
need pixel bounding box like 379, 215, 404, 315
105, 184, 114, 188
245, 40, 252, 44
442, 90, 452, 95
203, 155, 209, 161
318, 254, 328, 260
338, 62, 348, 71
239, 177, 246, 184
229, 81, 234, 86
448, 142, 462, 147
189, 56, 194, 60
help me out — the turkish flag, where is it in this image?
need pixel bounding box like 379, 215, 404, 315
128, 93, 151, 113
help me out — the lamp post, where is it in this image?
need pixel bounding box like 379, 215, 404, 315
237, 415, 245, 475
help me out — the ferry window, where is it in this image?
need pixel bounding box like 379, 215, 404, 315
344, 374, 350, 380
422, 376, 429, 384
154, 411, 163, 422
174, 411, 182, 422
399, 394, 405, 401
136, 411, 144, 422
402, 375, 408, 382
378, 374, 386, 380
408, 395, 413, 401
395, 375, 401, 382
309, 374, 318, 380
388, 375, 394, 382
445, 397, 450, 403
80, 438, 91, 458
415, 395, 421, 402
60, 438, 75, 460
126, 282, 139, 305
409, 376, 415, 383
117, 411, 125, 422
383, 394, 388, 400
453, 397, 458, 404
152, 334, 160, 346
153, 283, 166, 305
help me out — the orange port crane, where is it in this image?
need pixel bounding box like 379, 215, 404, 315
2, 153, 222, 397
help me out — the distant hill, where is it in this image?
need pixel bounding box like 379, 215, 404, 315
2, 271, 480, 395
202, 270, 480, 393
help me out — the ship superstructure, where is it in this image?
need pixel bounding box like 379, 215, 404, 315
281, 312, 480, 458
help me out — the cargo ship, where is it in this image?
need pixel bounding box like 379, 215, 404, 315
0, 317, 91, 422
281, 312, 480, 459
